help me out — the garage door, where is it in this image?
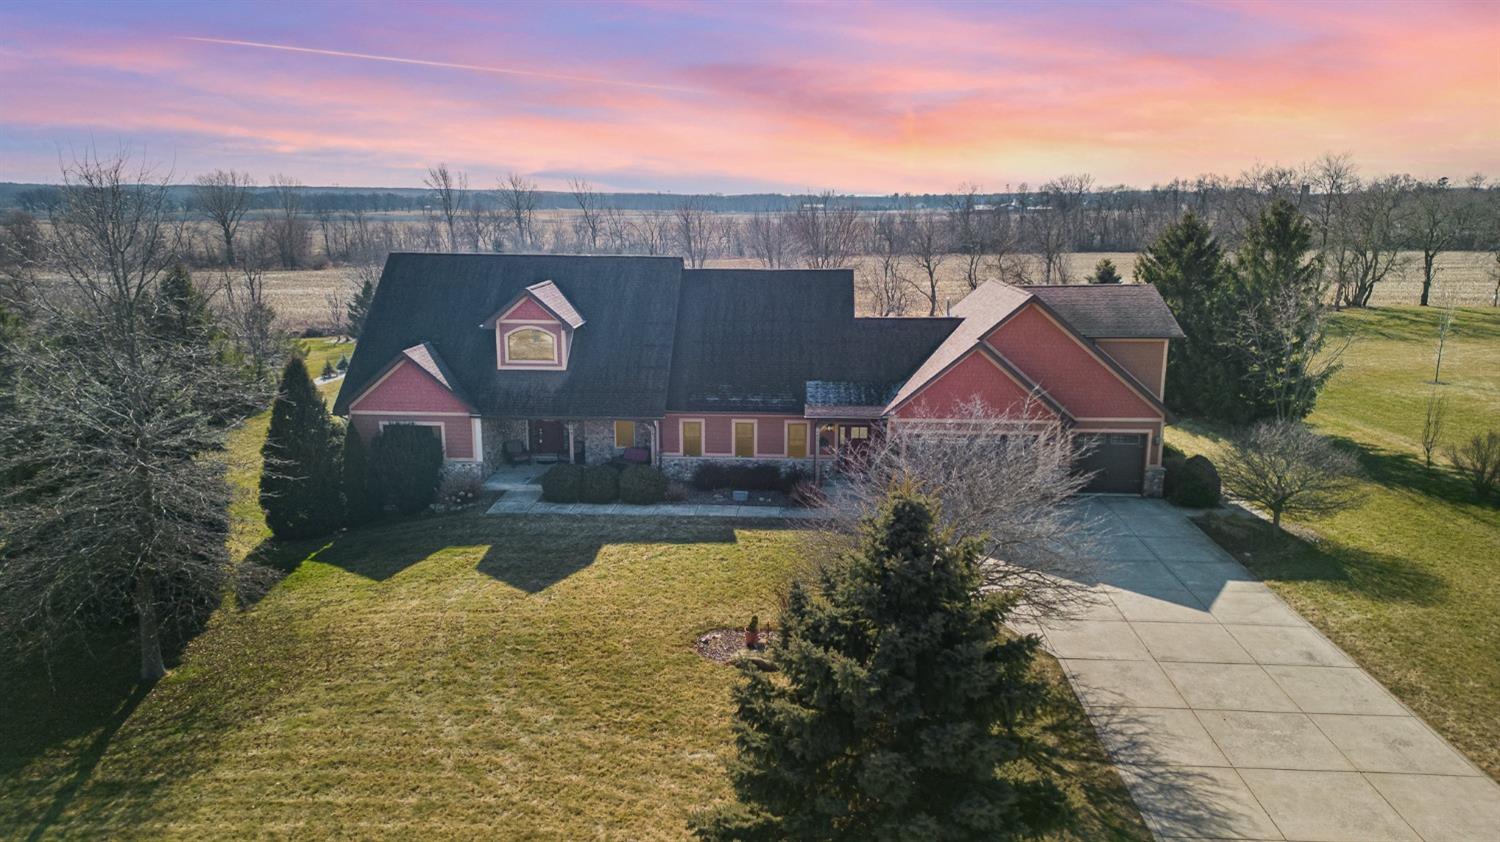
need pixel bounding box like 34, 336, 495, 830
1075, 433, 1146, 494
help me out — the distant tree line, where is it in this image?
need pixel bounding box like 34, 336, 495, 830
3, 152, 1498, 316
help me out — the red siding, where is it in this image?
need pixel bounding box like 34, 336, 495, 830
662, 413, 808, 457
894, 350, 1058, 420
349, 359, 471, 414
350, 413, 475, 460
986, 304, 1159, 419
1097, 339, 1167, 399
503, 296, 555, 321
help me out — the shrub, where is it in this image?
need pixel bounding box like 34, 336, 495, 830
1161, 445, 1187, 499
619, 464, 668, 505
260, 356, 343, 539
692, 463, 802, 492
336, 354, 349, 372
341, 423, 381, 526
370, 424, 444, 515
1169, 455, 1221, 508
581, 464, 620, 504
1446, 430, 1500, 500
665, 480, 690, 502
540, 463, 583, 503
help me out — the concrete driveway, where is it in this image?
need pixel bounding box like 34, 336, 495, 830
1017, 496, 1500, 841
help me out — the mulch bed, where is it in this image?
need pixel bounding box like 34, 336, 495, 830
680, 488, 792, 507
694, 628, 780, 664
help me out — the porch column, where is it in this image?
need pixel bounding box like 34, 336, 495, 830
650, 421, 661, 468
567, 422, 577, 464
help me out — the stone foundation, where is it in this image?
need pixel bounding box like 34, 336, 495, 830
659, 456, 814, 482
441, 461, 487, 481
1143, 465, 1166, 498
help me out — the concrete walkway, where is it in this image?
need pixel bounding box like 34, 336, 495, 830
1017, 497, 1500, 841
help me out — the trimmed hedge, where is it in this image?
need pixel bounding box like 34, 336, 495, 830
540, 464, 584, 503
1169, 454, 1221, 508
581, 464, 620, 504
619, 465, 668, 505
370, 424, 444, 515
691, 463, 804, 493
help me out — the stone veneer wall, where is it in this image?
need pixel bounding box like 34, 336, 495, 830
659, 456, 814, 482
481, 418, 529, 470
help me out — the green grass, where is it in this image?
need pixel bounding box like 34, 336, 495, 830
296, 335, 352, 379
4, 338, 1145, 838
1167, 305, 1500, 779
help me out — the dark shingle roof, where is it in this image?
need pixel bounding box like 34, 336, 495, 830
335, 253, 682, 418
1021, 284, 1185, 339
666, 269, 960, 413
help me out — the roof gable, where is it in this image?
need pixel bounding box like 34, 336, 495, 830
1021, 284, 1184, 339
985, 302, 1163, 418
348, 346, 475, 414
891, 346, 1067, 422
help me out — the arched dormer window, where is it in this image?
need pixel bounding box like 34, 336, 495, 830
505, 326, 557, 363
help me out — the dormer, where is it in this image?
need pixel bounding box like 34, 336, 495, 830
480, 280, 585, 371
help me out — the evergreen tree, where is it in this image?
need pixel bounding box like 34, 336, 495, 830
346, 279, 376, 340
260, 356, 343, 539
1136, 212, 1241, 420
320, 359, 336, 379
152, 263, 213, 343
1230, 199, 1337, 420
696, 486, 1063, 841
341, 422, 381, 526
1087, 258, 1123, 284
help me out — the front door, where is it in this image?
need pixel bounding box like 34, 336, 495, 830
531, 420, 565, 456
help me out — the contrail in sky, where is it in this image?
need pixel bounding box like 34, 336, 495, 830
178, 36, 704, 94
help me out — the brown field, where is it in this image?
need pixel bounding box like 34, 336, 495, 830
257, 251, 1498, 330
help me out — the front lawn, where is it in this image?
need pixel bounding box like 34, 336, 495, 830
1168, 306, 1500, 779
2, 513, 1145, 838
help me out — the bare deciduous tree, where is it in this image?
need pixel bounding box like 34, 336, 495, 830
811, 398, 1100, 617
424, 163, 468, 250
265, 174, 310, 269
217, 225, 284, 381
569, 178, 603, 253
193, 169, 255, 266
787, 191, 863, 269
1339, 175, 1410, 307
903, 210, 950, 316
500, 172, 538, 249
1219, 419, 1362, 530
746, 208, 792, 268
674, 196, 716, 268
1410, 177, 1479, 306
949, 184, 988, 290
861, 211, 910, 316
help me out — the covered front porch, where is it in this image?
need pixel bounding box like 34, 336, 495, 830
484, 417, 660, 469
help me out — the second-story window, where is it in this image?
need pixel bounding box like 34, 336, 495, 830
506, 327, 557, 363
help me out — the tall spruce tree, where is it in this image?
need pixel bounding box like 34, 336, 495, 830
1229, 199, 1338, 421
696, 486, 1063, 841
340, 422, 381, 526
1136, 212, 1241, 420
346, 279, 375, 340
152, 263, 212, 343
260, 356, 343, 539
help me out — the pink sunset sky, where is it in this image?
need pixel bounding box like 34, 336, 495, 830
1, 0, 1496, 192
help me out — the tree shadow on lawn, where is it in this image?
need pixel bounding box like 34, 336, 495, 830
1193, 512, 1447, 607
1325, 306, 1500, 343
1327, 433, 1498, 514
246, 512, 747, 594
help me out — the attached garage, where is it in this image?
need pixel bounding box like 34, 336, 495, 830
1075, 433, 1147, 494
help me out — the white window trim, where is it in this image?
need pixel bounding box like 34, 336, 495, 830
783, 420, 810, 458
500, 325, 564, 369
732, 418, 758, 459
678, 417, 706, 458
